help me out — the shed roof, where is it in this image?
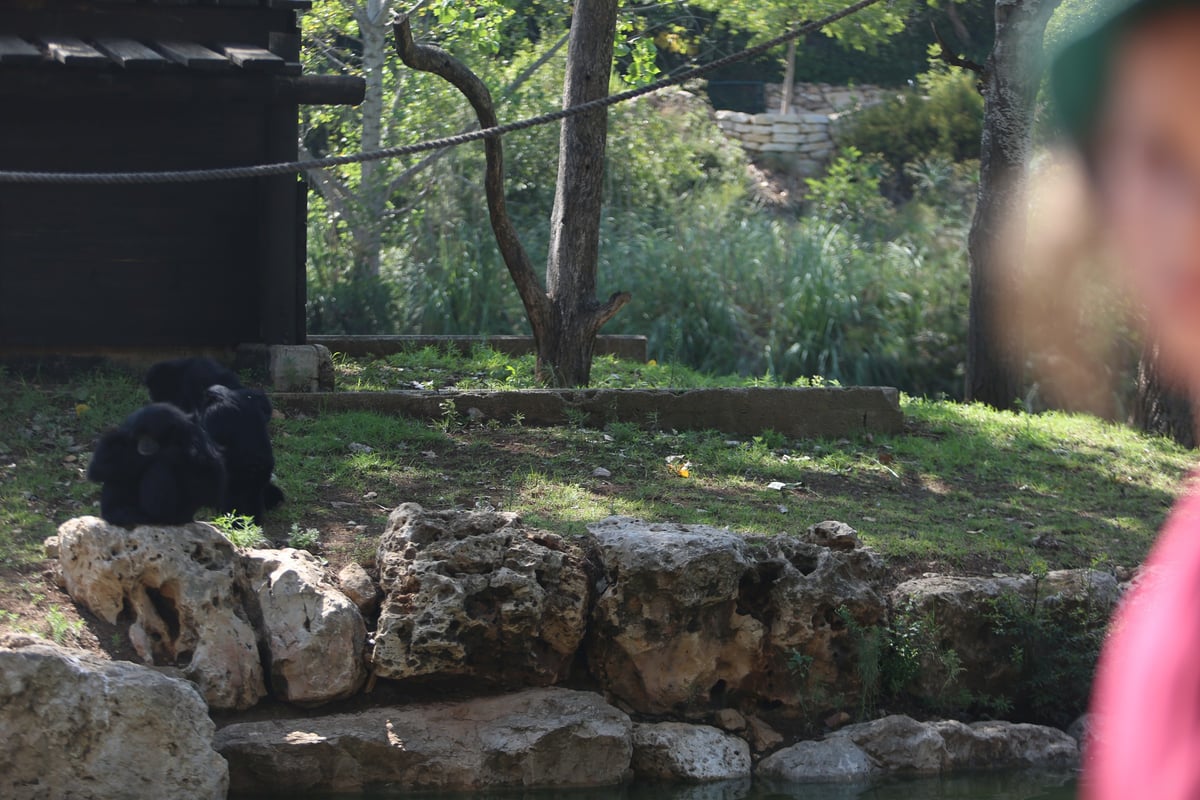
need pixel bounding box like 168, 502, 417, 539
0, 34, 300, 74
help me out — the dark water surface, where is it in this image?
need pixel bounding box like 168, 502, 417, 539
238, 771, 1077, 799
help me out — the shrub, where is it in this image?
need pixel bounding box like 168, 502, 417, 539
836, 68, 983, 196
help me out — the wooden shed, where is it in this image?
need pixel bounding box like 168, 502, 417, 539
0, 0, 364, 354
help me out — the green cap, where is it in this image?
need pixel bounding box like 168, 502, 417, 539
1051, 0, 1200, 146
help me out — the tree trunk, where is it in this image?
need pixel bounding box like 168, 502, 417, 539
393, 5, 628, 387
1133, 343, 1197, 448
542, 0, 630, 385
965, 0, 1061, 408
780, 39, 796, 115
355, 3, 390, 277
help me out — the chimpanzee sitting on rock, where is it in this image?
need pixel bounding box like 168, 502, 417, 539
86, 403, 226, 527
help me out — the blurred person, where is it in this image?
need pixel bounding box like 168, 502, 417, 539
1051, 0, 1200, 796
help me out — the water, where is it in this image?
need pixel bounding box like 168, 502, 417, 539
239, 771, 1077, 800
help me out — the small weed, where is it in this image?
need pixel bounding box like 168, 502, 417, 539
435, 399, 462, 433
786, 649, 814, 682
209, 514, 269, 548
288, 523, 321, 552
563, 407, 590, 430
45, 605, 83, 645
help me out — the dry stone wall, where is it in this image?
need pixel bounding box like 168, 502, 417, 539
715, 81, 891, 175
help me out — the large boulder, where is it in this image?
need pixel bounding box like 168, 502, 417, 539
586, 517, 887, 721
631, 722, 751, 782
241, 548, 367, 705
214, 687, 632, 794
756, 737, 874, 784
932, 720, 1079, 769
56, 517, 368, 711
757, 715, 1078, 785
889, 570, 1118, 704
0, 635, 228, 800
832, 714, 949, 772
371, 504, 592, 687
56, 516, 265, 710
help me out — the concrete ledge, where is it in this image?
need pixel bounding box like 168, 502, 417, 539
308, 335, 648, 362
272, 387, 903, 438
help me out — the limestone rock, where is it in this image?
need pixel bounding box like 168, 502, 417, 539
933, 720, 1079, 769
586, 517, 887, 721
215, 687, 631, 794
56, 516, 265, 710
713, 708, 747, 732
756, 738, 873, 783
804, 520, 860, 550
889, 569, 1118, 702
242, 548, 367, 705
632, 722, 751, 782
0, 635, 228, 800
745, 716, 784, 752
338, 562, 380, 615
833, 714, 948, 772
372, 504, 591, 687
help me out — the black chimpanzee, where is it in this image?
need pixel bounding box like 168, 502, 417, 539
86, 403, 226, 526
199, 385, 284, 523
144, 357, 242, 414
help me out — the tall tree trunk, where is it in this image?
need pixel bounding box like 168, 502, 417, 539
394, 3, 629, 387
779, 39, 796, 115
355, 3, 390, 277
1133, 343, 1197, 448
965, 0, 1061, 408
542, 0, 630, 385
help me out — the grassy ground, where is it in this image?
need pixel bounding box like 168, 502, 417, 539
0, 351, 1191, 647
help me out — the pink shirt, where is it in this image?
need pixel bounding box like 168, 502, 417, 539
1084, 482, 1200, 799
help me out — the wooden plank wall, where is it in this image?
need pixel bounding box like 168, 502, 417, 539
0, 99, 279, 347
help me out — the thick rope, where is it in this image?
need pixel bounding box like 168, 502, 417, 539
0, 0, 882, 184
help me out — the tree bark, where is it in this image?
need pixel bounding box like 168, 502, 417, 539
965, 0, 1062, 408
780, 39, 796, 115
1133, 343, 1197, 448
355, 1, 390, 277
394, 5, 628, 387
543, 0, 630, 385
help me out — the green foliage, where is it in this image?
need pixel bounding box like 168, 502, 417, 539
45, 605, 84, 646
804, 147, 894, 230
983, 579, 1109, 727
599, 192, 970, 397
287, 523, 322, 552
836, 68, 984, 192
209, 514, 269, 548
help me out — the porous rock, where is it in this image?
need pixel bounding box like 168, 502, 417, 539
890, 570, 1118, 702
932, 719, 1079, 769
337, 561, 380, 614
372, 503, 591, 686
0, 634, 228, 800
832, 714, 949, 772
756, 737, 873, 783
56, 516, 265, 710
586, 516, 887, 720
214, 687, 632, 794
632, 722, 751, 782
241, 547, 367, 705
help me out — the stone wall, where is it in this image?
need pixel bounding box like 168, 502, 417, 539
714, 81, 891, 175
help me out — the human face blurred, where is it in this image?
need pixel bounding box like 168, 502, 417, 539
1096, 11, 1200, 385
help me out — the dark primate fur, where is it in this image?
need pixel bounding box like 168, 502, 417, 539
86, 403, 226, 526
145, 357, 242, 414
200, 384, 284, 522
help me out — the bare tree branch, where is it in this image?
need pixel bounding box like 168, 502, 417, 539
393, 16, 552, 331
932, 22, 984, 75
384, 30, 569, 198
